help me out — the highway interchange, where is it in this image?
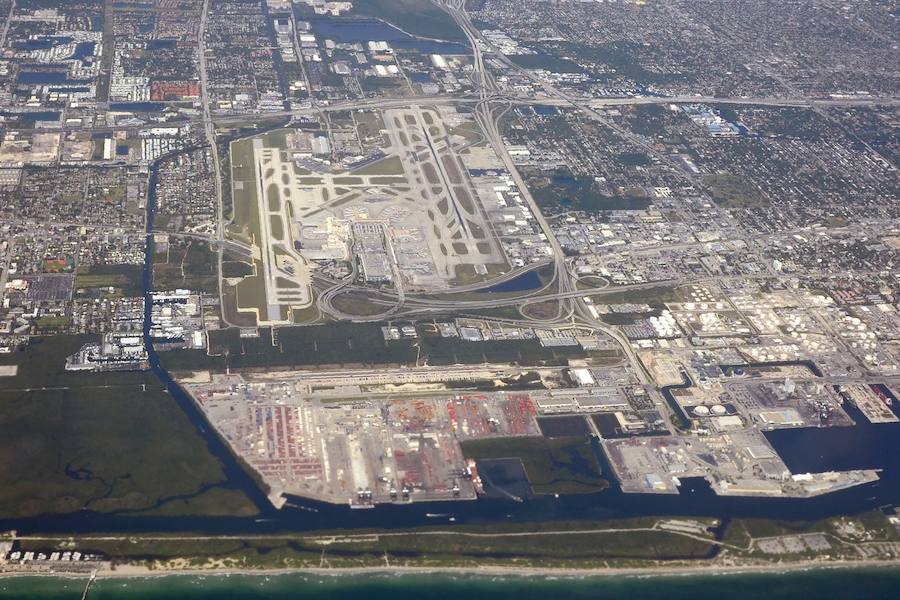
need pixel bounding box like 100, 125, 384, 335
188, 0, 894, 386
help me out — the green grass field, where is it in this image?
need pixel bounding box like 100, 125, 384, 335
34, 315, 71, 328
331, 291, 392, 316
234, 259, 267, 322
75, 264, 144, 297
227, 137, 270, 322
352, 155, 404, 175
229, 138, 261, 242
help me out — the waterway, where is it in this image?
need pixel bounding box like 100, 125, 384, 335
0, 111, 61, 124
108, 102, 166, 113
3, 404, 899, 537
16, 72, 91, 85
14, 37, 73, 50
2, 150, 898, 538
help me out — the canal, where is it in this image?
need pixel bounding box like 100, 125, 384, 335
4, 150, 897, 537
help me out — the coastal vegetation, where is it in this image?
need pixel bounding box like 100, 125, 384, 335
14, 511, 898, 572
160, 323, 590, 374
16, 518, 717, 570
0, 336, 257, 518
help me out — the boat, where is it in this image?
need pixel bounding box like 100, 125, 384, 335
871, 385, 894, 407
284, 502, 318, 512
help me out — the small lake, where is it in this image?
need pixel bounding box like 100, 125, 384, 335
485, 270, 542, 293
307, 17, 469, 54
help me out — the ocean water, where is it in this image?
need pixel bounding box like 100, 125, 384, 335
2, 569, 900, 600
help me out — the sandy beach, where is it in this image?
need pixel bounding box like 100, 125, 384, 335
4, 558, 898, 582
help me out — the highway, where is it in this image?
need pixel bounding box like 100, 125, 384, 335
27, 92, 899, 138
316, 227, 408, 323
437, 0, 663, 385
197, 0, 236, 327
0, 0, 15, 51
311, 1, 571, 323
183, 0, 900, 393
445, 0, 575, 321
304, 0, 655, 387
